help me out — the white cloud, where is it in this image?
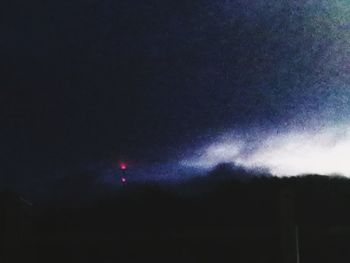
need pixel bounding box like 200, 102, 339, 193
182, 124, 350, 177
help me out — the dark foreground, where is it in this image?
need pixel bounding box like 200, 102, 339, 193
2, 174, 350, 262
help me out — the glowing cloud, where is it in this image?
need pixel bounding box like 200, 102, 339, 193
182, 124, 350, 177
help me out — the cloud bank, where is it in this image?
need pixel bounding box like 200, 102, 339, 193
181, 123, 350, 177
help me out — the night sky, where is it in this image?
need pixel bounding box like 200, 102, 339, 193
2, 1, 350, 194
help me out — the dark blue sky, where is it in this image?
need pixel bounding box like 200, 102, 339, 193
1, 0, 349, 191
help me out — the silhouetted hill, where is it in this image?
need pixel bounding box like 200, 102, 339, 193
4, 173, 350, 262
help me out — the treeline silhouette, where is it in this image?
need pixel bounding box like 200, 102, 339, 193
3, 169, 350, 262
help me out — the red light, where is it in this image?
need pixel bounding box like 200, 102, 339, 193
120, 163, 127, 170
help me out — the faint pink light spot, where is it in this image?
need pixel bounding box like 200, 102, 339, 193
120, 163, 127, 170
121, 177, 127, 183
